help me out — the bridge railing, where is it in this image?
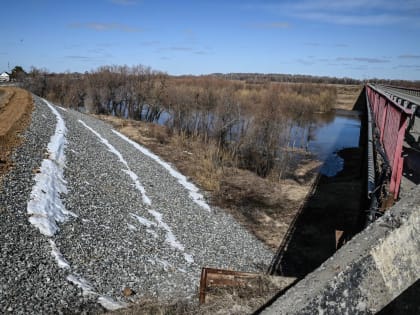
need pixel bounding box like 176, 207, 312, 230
366, 84, 413, 199
380, 85, 420, 98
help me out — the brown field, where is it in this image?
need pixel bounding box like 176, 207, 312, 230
0, 87, 33, 181
333, 84, 363, 110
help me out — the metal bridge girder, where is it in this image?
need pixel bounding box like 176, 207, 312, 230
366, 84, 413, 200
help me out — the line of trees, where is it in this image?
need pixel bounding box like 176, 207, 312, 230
24, 65, 338, 178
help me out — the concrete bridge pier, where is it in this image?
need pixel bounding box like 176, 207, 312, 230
257, 182, 419, 314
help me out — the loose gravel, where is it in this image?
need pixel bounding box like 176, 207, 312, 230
1, 97, 273, 313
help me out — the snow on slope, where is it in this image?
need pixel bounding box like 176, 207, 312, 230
26, 101, 127, 311
78, 119, 151, 205
79, 119, 194, 264
27, 100, 76, 236
112, 129, 211, 211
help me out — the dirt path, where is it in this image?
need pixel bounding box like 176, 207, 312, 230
0, 86, 33, 180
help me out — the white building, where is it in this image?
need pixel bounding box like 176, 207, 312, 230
0, 72, 10, 82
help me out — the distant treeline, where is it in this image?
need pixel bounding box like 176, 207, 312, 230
208, 72, 420, 88
210, 73, 361, 85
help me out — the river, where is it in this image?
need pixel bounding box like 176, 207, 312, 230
307, 109, 362, 176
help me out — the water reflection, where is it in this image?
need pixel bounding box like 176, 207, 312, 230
308, 110, 361, 177
138, 105, 362, 178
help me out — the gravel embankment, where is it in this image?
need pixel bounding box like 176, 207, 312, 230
1, 97, 273, 313
0, 96, 102, 314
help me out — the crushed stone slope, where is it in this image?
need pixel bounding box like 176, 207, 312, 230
0, 96, 272, 313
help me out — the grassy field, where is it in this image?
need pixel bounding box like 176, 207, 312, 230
333, 84, 363, 110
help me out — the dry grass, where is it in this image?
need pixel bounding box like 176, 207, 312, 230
97, 114, 320, 250
110, 275, 296, 315
332, 84, 363, 110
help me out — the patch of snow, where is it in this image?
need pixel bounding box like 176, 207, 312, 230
79, 120, 151, 205
149, 209, 194, 264
98, 296, 129, 311
149, 210, 183, 251
131, 213, 155, 228
127, 223, 137, 231
49, 240, 70, 269
147, 258, 172, 271
146, 229, 158, 238
131, 209, 194, 264
122, 169, 151, 205
79, 120, 125, 163
27, 105, 133, 312
57, 106, 67, 111
155, 258, 171, 270
66, 274, 97, 296
112, 129, 211, 211
183, 253, 194, 264
27, 99, 76, 236
79, 121, 194, 265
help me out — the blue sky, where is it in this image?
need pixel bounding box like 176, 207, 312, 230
1, 0, 420, 80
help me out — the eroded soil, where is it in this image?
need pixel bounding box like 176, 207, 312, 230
0, 87, 33, 181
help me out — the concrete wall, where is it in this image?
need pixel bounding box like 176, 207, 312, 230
258, 184, 420, 315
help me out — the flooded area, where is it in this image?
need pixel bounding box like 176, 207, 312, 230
270, 107, 367, 278
308, 109, 362, 176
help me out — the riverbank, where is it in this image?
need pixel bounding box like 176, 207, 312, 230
96, 84, 363, 251
98, 114, 321, 250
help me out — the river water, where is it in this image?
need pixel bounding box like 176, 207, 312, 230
307, 109, 362, 177
141, 105, 362, 178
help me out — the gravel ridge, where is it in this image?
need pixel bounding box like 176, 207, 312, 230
1, 98, 273, 313
0, 96, 102, 314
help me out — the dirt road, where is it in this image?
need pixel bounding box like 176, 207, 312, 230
0, 86, 33, 178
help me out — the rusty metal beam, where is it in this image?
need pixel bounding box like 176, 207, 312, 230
366, 84, 413, 200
